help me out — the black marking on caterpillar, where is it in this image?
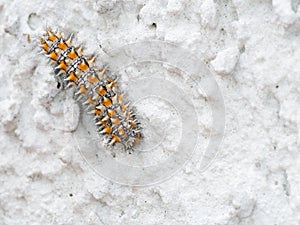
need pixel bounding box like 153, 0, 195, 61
39, 29, 143, 151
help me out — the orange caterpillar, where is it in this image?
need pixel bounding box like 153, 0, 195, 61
39, 29, 142, 151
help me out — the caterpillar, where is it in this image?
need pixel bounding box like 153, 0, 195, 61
39, 29, 142, 151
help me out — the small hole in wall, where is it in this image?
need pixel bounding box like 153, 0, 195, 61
69, 193, 73, 197
240, 45, 245, 53
150, 23, 157, 29
276, 85, 279, 88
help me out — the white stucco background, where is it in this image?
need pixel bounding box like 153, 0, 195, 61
0, 0, 300, 224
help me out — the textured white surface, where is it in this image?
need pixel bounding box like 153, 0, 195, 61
211, 45, 240, 75
0, 0, 300, 224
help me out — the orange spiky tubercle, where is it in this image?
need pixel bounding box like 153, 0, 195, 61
39, 29, 142, 151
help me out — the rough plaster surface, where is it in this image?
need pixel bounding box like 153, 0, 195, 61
0, 0, 300, 224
